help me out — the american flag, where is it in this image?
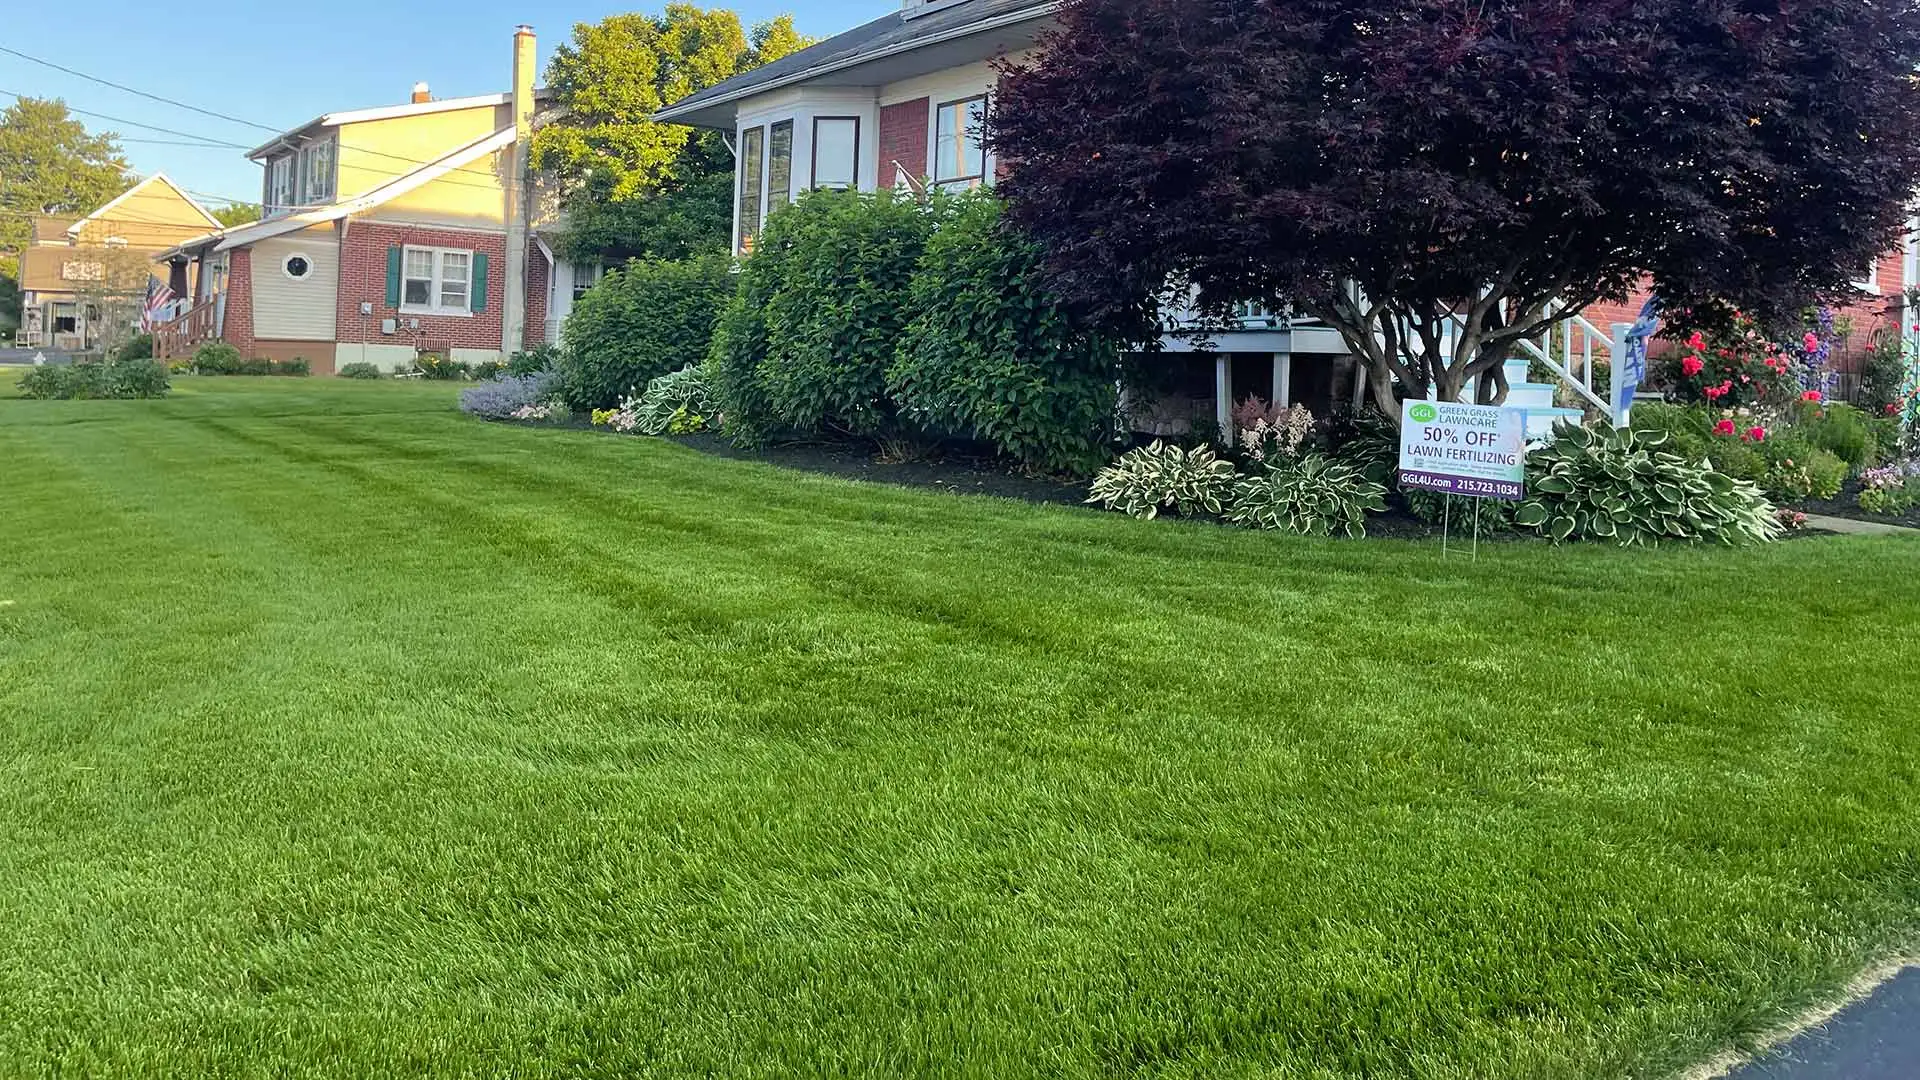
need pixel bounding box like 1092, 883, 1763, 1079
140, 276, 174, 332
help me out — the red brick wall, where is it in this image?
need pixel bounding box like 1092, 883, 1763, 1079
334, 221, 508, 352
524, 241, 549, 351
224, 248, 255, 353
879, 98, 930, 188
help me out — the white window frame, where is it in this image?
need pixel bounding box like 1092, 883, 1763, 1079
296, 139, 336, 206
811, 116, 860, 191
282, 252, 315, 282
400, 245, 475, 317
1855, 256, 1881, 295
267, 156, 294, 214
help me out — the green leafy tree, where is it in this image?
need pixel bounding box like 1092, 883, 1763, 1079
535, 6, 811, 261
0, 97, 130, 327
211, 202, 262, 227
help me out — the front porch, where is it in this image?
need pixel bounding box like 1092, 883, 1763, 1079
152, 296, 221, 360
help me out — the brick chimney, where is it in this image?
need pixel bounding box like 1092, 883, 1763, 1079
411, 82, 431, 104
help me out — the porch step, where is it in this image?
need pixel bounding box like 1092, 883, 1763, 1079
1516, 406, 1584, 441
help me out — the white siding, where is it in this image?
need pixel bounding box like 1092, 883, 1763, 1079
251, 230, 338, 340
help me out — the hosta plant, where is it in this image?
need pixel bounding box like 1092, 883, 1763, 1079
1514, 422, 1781, 545
1087, 440, 1237, 519
634, 365, 716, 435
1227, 452, 1387, 537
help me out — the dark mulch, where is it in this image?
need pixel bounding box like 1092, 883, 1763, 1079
662, 430, 1487, 541
1791, 479, 1920, 528
664, 431, 1091, 507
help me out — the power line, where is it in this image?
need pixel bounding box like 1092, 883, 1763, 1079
0, 51, 521, 186
121, 137, 240, 149
0, 88, 251, 148
0, 44, 279, 134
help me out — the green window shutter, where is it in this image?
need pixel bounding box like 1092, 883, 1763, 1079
471, 252, 489, 312
384, 247, 402, 307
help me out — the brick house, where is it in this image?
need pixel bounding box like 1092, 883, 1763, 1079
658, 0, 1917, 431
153, 26, 586, 374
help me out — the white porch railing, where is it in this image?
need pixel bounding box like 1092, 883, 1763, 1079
1388, 308, 1635, 426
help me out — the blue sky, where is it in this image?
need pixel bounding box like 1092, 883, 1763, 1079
1, 0, 878, 211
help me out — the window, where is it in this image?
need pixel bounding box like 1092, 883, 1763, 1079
283, 253, 313, 281
737, 125, 765, 254
52, 304, 77, 334
266, 156, 294, 213
570, 261, 613, 303
1855, 258, 1881, 294
812, 117, 859, 190
935, 96, 987, 191
297, 139, 336, 205
401, 246, 476, 315
767, 120, 793, 215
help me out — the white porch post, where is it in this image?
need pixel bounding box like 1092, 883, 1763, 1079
1215, 354, 1232, 443
1273, 353, 1293, 407
1609, 321, 1633, 429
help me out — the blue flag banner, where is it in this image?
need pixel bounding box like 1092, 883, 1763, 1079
1618, 294, 1663, 412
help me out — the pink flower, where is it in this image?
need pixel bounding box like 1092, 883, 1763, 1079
1802, 390, 1823, 402
1803, 331, 1820, 352
1681, 356, 1705, 377
1714, 419, 1737, 436
1687, 331, 1707, 351
1740, 374, 1751, 383
1747, 426, 1767, 442
1890, 403, 1903, 415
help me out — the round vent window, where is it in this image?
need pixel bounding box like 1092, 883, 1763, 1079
283, 254, 312, 281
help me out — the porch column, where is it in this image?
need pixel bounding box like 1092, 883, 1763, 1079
1273, 353, 1293, 407
1215, 354, 1232, 444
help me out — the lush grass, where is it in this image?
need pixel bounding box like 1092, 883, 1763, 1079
2, 379, 1918, 1078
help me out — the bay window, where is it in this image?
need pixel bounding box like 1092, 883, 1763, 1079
767, 120, 794, 214
812, 117, 859, 190
738, 125, 765, 254
935, 96, 987, 191
298, 138, 336, 205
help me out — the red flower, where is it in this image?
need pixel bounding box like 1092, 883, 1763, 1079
1747, 426, 1767, 442
1714, 419, 1737, 436
1687, 331, 1707, 350
1890, 402, 1904, 415
1802, 390, 1823, 402
1681, 356, 1705, 377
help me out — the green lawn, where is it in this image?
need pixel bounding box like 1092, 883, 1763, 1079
3, 378, 1918, 1078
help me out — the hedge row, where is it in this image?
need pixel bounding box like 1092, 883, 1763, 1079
562, 189, 1122, 474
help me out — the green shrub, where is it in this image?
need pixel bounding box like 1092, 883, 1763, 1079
714, 189, 935, 443
1790, 401, 1878, 469
471, 359, 506, 380
1859, 332, 1911, 415
1402, 489, 1514, 532
634, 365, 715, 435
888, 194, 1120, 475
273, 358, 310, 377
507, 344, 560, 376
192, 342, 243, 375
1514, 423, 1779, 545
1703, 438, 1767, 483
558, 254, 734, 411
1758, 438, 1847, 501
1859, 462, 1920, 515
1228, 453, 1387, 537
16, 357, 170, 400
111, 333, 154, 362
414, 353, 469, 380
238, 355, 274, 376
1087, 440, 1237, 519
1325, 405, 1400, 484
337, 361, 382, 379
